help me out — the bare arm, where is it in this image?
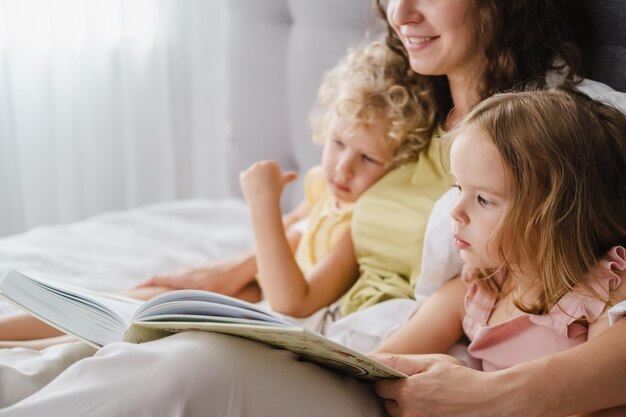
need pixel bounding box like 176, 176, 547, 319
376, 276, 467, 354
241, 160, 359, 317
374, 269, 626, 417
501, 317, 626, 417
374, 320, 626, 417
133, 192, 307, 299
282, 230, 360, 316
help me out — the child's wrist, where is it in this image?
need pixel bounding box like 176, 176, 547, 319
247, 195, 281, 211
248, 200, 283, 224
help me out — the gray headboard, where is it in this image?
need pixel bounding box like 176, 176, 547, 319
224, 0, 383, 210
569, 0, 626, 92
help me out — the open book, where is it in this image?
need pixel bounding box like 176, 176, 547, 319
0, 270, 405, 380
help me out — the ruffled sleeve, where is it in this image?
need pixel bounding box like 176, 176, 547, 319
530, 246, 625, 338
462, 266, 497, 328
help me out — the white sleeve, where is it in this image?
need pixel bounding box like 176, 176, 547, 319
608, 300, 626, 326
576, 78, 626, 114
326, 188, 465, 354
412, 188, 464, 310
545, 72, 626, 114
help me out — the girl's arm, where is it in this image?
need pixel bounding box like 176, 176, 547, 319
376, 276, 467, 354
132, 196, 308, 300
374, 269, 626, 417
375, 319, 626, 417
241, 161, 359, 317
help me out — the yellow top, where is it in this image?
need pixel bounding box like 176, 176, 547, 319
340, 136, 451, 316
293, 166, 354, 276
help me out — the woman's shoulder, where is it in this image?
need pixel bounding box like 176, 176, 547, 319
576, 78, 626, 114
547, 72, 626, 114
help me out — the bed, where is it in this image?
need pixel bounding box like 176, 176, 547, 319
0, 0, 625, 322
0, 0, 383, 318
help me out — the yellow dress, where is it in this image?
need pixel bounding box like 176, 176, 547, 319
340, 136, 451, 315
293, 166, 353, 276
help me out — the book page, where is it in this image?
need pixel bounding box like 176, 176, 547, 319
0, 270, 141, 346
124, 321, 406, 379
133, 289, 293, 325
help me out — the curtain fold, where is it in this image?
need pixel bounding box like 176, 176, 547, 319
0, 0, 229, 237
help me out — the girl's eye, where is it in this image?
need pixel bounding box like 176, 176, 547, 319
477, 195, 492, 207
362, 154, 380, 164
333, 139, 345, 148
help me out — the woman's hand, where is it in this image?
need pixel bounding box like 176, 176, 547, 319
373, 353, 508, 417
239, 161, 297, 208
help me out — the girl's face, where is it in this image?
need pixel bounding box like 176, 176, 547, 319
449, 125, 508, 269
321, 115, 395, 205
386, 0, 483, 79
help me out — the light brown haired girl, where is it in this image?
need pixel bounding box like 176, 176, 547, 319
376, 87, 626, 415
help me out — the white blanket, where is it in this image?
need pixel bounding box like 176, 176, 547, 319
0, 199, 253, 317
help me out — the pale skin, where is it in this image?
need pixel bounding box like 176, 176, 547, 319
6, 0, 622, 413
128, 0, 483, 308
239, 114, 396, 317
372, 319, 626, 417
120, 0, 484, 301
144, 0, 626, 413
342, 0, 626, 415
133, 200, 311, 302
137, 115, 397, 313
0, 177, 306, 348
0, 114, 395, 345
372, 126, 626, 417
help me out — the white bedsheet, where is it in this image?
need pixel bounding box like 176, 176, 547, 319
0, 199, 253, 317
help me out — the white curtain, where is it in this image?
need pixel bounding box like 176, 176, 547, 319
0, 0, 230, 237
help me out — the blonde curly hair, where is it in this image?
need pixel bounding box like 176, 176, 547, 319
310, 41, 438, 167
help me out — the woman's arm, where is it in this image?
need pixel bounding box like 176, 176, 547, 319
241, 161, 359, 316
374, 306, 626, 417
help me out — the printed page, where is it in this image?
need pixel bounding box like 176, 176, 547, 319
124, 321, 406, 379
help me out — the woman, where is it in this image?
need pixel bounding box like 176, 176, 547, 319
370, 1, 626, 416
1, 0, 625, 415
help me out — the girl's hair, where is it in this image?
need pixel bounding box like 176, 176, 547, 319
310, 41, 438, 166
375, 0, 581, 129
451, 87, 626, 314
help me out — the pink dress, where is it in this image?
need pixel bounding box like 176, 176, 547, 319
462, 246, 625, 372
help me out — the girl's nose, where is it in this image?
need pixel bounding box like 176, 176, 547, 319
450, 200, 469, 225
335, 155, 354, 179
